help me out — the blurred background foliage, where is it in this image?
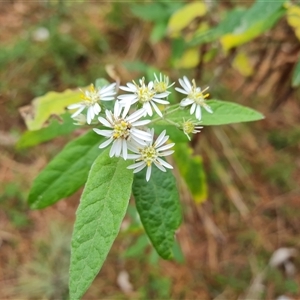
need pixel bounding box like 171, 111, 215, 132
0, 0, 300, 299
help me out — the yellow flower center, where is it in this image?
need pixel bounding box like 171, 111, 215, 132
113, 120, 131, 140
188, 80, 209, 105
154, 82, 167, 93
133, 78, 155, 104
81, 84, 100, 106
183, 121, 195, 134
154, 75, 170, 93
139, 146, 157, 167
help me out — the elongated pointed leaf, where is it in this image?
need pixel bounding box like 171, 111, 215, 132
19, 89, 83, 131
173, 143, 207, 203
28, 131, 103, 209
159, 100, 264, 127
132, 167, 182, 259
221, 0, 285, 50
69, 150, 133, 299
17, 113, 77, 149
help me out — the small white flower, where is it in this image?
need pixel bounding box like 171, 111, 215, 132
127, 129, 174, 181
118, 77, 169, 117
153, 73, 175, 94
175, 76, 212, 120
93, 101, 152, 160
68, 83, 116, 124
182, 119, 203, 141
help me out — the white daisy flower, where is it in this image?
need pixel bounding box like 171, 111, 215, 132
153, 73, 175, 94
175, 76, 212, 121
182, 119, 203, 141
93, 101, 152, 160
127, 129, 174, 181
117, 77, 170, 117
68, 83, 116, 124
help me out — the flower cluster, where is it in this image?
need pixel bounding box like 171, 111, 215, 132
68, 74, 212, 181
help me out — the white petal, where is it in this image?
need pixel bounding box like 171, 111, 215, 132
122, 140, 128, 160
183, 76, 192, 90
131, 128, 152, 141
195, 105, 201, 120
154, 162, 166, 172
71, 106, 85, 118
204, 104, 213, 113
127, 154, 141, 160
101, 96, 115, 101
94, 103, 101, 115
133, 163, 147, 173
180, 99, 194, 107
87, 108, 93, 124
157, 143, 175, 152
154, 92, 169, 98
127, 161, 145, 169
178, 78, 190, 92
118, 94, 137, 100
114, 101, 121, 118
146, 165, 152, 181
159, 150, 174, 156
131, 119, 151, 127
119, 86, 134, 92
93, 129, 112, 137
155, 135, 168, 148
152, 98, 169, 104
175, 87, 189, 95
155, 130, 166, 147
113, 139, 122, 157
99, 137, 113, 149
148, 81, 154, 90
121, 102, 132, 118
98, 116, 112, 128
157, 157, 173, 169
130, 134, 146, 145
151, 101, 163, 117
190, 103, 196, 114
143, 102, 153, 116
100, 83, 116, 94
105, 110, 114, 124
127, 108, 145, 123
68, 103, 83, 109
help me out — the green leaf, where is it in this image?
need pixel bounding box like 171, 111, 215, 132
130, 3, 169, 21
220, 0, 285, 50
122, 235, 149, 258
292, 58, 300, 87
132, 166, 182, 259
150, 21, 168, 43
159, 100, 264, 127
16, 113, 77, 149
167, 2, 207, 37
130, 2, 182, 22
69, 150, 133, 299
28, 131, 103, 209
173, 143, 207, 203
187, 7, 246, 47
20, 89, 83, 131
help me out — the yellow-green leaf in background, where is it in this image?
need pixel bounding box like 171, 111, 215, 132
286, 4, 300, 40
220, 0, 285, 51
168, 2, 207, 38
19, 89, 82, 131
174, 47, 200, 69
232, 51, 254, 77
173, 143, 208, 203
